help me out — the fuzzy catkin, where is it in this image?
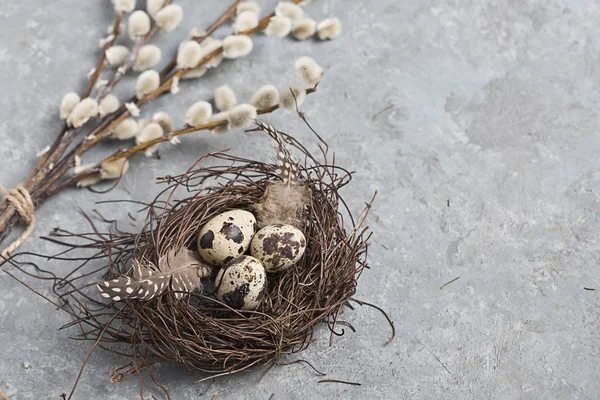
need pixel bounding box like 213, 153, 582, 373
112, 118, 138, 140
294, 56, 323, 86
105, 45, 130, 66
209, 111, 230, 135
147, 0, 166, 17
182, 66, 207, 79
185, 101, 212, 127
275, 2, 304, 21
316, 17, 342, 40
136, 70, 160, 99
264, 16, 292, 37
100, 158, 129, 179
250, 85, 279, 109
237, 1, 260, 15
215, 85, 237, 111
112, 0, 136, 13
222, 35, 253, 59
177, 41, 203, 69
136, 122, 163, 155
59, 92, 80, 120
128, 11, 151, 39
99, 94, 120, 117
134, 45, 162, 71
125, 102, 140, 117
279, 84, 306, 110
67, 98, 99, 127
233, 11, 259, 33
228, 104, 257, 129
155, 4, 183, 32
292, 18, 316, 40
201, 38, 224, 68
153, 112, 174, 132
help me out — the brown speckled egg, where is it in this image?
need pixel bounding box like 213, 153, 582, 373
197, 210, 257, 266
250, 224, 306, 273
215, 256, 266, 310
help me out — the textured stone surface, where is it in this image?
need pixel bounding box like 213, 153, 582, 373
1, 0, 600, 399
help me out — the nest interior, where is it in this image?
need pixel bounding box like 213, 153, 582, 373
17, 131, 374, 379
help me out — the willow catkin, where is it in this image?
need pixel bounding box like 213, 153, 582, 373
136, 70, 160, 99
292, 18, 316, 40
228, 104, 257, 129
59, 92, 80, 120
215, 85, 237, 111
111, 118, 138, 140
99, 94, 120, 117
250, 85, 279, 109
275, 2, 304, 21
316, 17, 342, 40
294, 56, 323, 86
185, 101, 212, 127
177, 41, 203, 69
105, 46, 130, 67
128, 11, 151, 39
279, 84, 306, 110
67, 98, 98, 127
155, 4, 183, 32
222, 35, 253, 59
264, 16, 292, 37
134, 45, 162, 71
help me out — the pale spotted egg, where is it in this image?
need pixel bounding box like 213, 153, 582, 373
215, 255, 267, 310
197, 210, 257, 266
250, 224, 306, 273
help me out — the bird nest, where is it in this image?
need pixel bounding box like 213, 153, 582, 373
10, 122, 392, 394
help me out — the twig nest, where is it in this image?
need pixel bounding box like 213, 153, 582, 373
216, 256, 266, 310
316, 17, 342, 40
59, 92, 80, 120
176, 41, 203, 69
222, 35, 253, 59
197, 210, 257, 266
136, 70, 160, 99
128, 10, 151, 39
292, 18, 317, 41
264, 16, 292, 37
155, 4, 183, 32
295, 56, 323, 86
105, 45, 130, 67
111, 118, 138, 140
250, 224, 306, 273
98, 94, 120, 118
67, 98, 99, 127
134, 45, 162, 71
279, 84, 306, 110
275, 2, 304, 21
237, 1, 260, 15
233, 11, 259, 33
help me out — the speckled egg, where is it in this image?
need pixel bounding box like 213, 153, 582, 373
197, 210, 257, 266
250, 224, 306, 273
215, 256, 267, 310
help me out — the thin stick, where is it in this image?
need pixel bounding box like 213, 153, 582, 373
318, 379, 362, 386
440, 276, 460, 289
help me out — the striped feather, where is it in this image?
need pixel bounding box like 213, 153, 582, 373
254, 120, 299, 185
97, 249, 210, 301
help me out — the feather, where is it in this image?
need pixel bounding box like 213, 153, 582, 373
97, 249, 211, 301
254, 120, 299, 185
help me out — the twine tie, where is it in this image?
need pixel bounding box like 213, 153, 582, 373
0, 183, 35, 260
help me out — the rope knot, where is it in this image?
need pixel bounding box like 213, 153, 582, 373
0, 183, 36, 259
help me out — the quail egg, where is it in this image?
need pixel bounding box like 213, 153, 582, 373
250, 224, 306, 273
197, 210, 257, 265
215, 255, 267, 310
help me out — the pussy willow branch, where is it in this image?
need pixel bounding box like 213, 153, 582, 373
0, 0, 306, 250
50, 87, 317, 194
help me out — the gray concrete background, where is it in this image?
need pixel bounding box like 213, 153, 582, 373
1, 0, 599, 399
